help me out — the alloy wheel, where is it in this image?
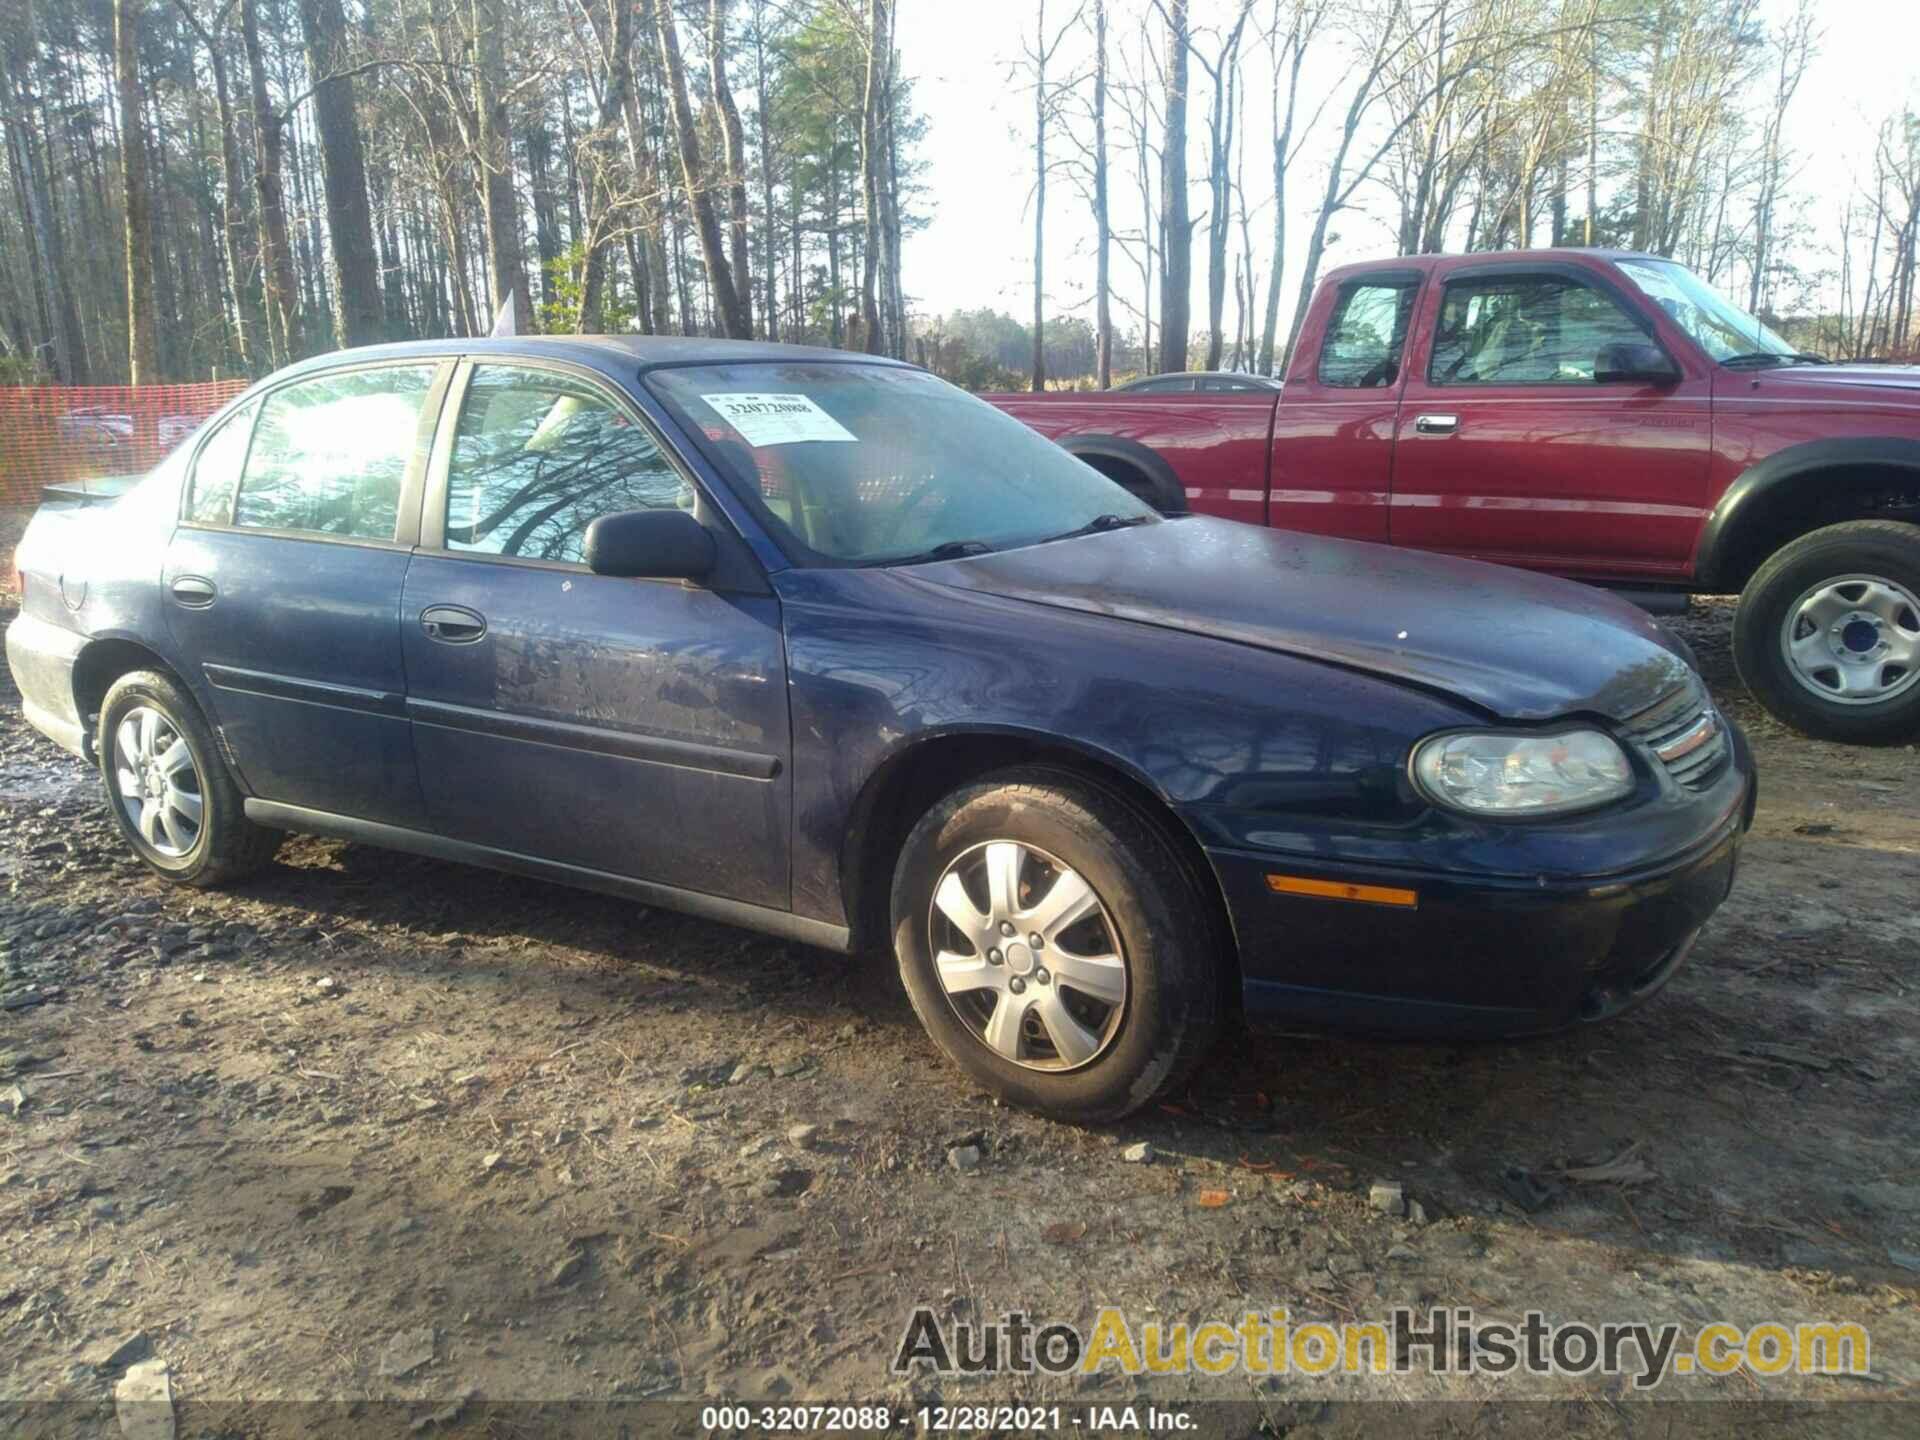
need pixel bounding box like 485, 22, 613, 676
113, 705, 205, 858
1778, 573, 1920, 707
927, 840, 1128, 1072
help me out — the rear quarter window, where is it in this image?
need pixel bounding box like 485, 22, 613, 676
184, 399, 258, 526
1319, 281, 1420, 388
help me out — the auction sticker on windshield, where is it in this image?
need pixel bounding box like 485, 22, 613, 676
702, 392, 857, 446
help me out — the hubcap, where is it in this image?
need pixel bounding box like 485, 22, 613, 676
113, 706, 205, 858
928, 840, 1127, 1072
1780, 573, 1920, 707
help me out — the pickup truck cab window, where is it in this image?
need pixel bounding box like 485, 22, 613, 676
1429, 276, 1648, 385
184, 398, 258, 526
235, 365, 438, 540
445, 364, 694, 563
1318, 280, 1419, 388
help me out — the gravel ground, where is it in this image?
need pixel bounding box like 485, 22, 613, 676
3, 503, 1918, 1435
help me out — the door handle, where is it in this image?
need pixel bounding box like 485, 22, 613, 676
169, 575, 217, 607
1414, 413, 1459, 435
419, 605, 487, 644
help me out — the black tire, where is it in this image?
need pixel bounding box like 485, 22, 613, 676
1075, 454, 1186, 516
97, 669, 279, 886
1732, 520, 1920, 744
890, 767, 1220, 1123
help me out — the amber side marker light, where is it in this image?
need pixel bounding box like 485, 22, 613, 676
1266, 873, 1419, 908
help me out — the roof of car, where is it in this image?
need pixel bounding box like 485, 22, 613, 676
1319, 247, 1674, 286
274, 334, 912, 382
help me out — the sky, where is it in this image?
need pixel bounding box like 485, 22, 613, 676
890, 0, 1920, 347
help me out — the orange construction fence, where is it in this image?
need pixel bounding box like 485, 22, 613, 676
0, 382, 250, 507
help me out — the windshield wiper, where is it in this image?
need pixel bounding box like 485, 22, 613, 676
1037, 512, 1156, 545
866, 538, 995, 567
1721, 351, 1827, 368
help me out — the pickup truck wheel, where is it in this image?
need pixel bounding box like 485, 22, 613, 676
97, 670, 280, 885
890, 769, 1219, 1123
1733, 520, 1920, 743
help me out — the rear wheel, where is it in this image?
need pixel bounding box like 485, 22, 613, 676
97, 670, 278, 885
1733, 520, 1920, 743
891, 768, 1219, 1122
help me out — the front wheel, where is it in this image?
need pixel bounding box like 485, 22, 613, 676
1733, 520, 1920, 743
890, 768, 1220, 1123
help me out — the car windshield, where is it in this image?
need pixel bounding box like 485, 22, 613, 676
1615, 258, 1799, 363
645, 362, 1156, 565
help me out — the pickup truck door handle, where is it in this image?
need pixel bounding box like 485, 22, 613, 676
169, 575, 217, 607
419, 605, 487, 645
1414, 413, 1459, 436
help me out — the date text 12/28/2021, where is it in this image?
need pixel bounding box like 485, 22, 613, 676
697, 1405, 1193, 1432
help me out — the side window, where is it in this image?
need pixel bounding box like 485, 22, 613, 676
184, 399, 258, 525
235, 366, 435, 538
1429, 277, 1651, 385
444, 365, 693, 564
1319, 282, 1419, 388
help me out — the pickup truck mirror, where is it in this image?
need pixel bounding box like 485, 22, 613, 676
583, 509, 716, 581
1594, 341, 1681, 387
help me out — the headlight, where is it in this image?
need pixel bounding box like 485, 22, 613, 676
1410, 728, 1635, 817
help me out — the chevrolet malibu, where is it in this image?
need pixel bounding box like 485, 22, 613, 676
6, 338, 1756, 1121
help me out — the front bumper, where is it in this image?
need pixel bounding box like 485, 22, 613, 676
6, 612, 88, 757
1213, 770, 1755, 1039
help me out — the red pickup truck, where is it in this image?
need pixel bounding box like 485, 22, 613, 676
991, 248, 1920, 743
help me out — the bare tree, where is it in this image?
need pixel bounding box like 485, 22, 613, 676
1628, 0, 1763, 258
1257, 0, 1323, 375
656, 0, 753, 337
471, 0, 532, 325
1156, 0, 1191, 373
3, 5, 88, 381
114, 0, 159, 381
1281, 3, 1417, 366
174, 0, 259, 368
711, 0, 754, 326
572, 0, 636, 333
1018, 0, 1082, 390
859, 0, 892, 353
1194, 0, 1254, 369
1748, 0, 1815, 314
300, 0, 383, 346
1091, 0, 1112, 386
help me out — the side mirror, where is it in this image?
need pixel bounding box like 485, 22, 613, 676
1595, 341, 1681, 386
583, 509, 716, 581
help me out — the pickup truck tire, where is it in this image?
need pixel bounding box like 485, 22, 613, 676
96, 669, 281, 885
890, 768, 1219, 1123
1732, 520, 1920, 743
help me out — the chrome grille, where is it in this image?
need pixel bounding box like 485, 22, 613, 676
1621, 677, 1729, 790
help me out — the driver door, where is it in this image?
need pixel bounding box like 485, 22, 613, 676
400, 360, 792, 908
1390, 264, 1711, 582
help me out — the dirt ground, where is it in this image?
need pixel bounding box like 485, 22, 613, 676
3, 502, 1918, 1435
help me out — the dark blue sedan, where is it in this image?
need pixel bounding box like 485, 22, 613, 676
7, 338, 1755, 1120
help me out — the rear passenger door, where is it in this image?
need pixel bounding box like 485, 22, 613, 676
164, 361, 450, 827
400, 361, 792, 909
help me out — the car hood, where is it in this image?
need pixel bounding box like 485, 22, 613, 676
904, 517, 1693, 722
1756, 363, 1920, 394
